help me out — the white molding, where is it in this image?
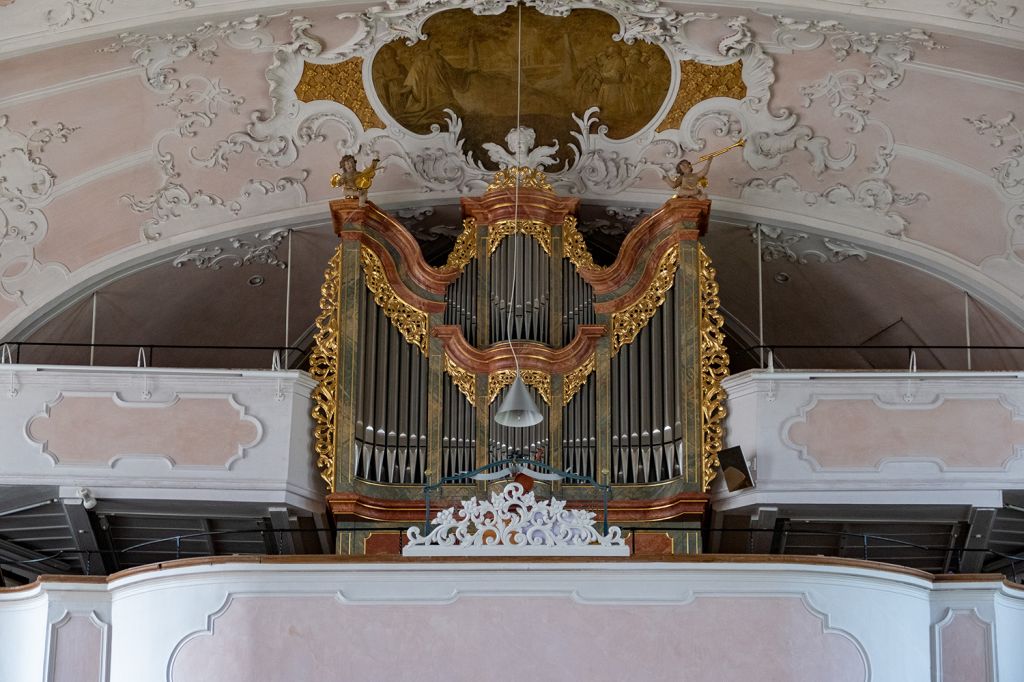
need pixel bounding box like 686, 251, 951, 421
45, 150, 150, 204
43, 609, 110, 682
932, 607, 996, 682
0, 0, 1020, 60
779, 392, 1024, 473
25, 390, 263, 469
893, 144, 1003, 189
904, 61, 1024, 95
0, 66, 142, 108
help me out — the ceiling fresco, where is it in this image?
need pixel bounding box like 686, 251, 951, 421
368, 7, 672, 166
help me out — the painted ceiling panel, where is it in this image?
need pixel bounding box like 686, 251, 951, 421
0, 0, 1022, 354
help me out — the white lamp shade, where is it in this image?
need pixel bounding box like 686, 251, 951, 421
494, 373, 544, 427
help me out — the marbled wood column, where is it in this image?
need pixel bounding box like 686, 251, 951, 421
426, 313, 445, 486
549, 222, 564, 481
474, 225, 490, 486
676, 239, 701, 488
335, 239, 364, 491
594, 332, 612, 491
550, 373, 564, 495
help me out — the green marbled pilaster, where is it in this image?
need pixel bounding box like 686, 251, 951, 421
334, 239, 363, 491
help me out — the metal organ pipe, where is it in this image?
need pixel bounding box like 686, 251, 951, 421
354, 284, 429, 485
610, 287, 682, 484
442, 261, 477, 479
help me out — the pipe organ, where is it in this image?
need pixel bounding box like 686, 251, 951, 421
313, 168, 728, 555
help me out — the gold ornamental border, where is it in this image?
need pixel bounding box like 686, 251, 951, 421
359, 246, 429, 354
562, 352, 596, 406
563, 216, 603, 272
487, 218, 552, 256
698, 242, 729, 492
488, 369, 551, 406
610, 244, 679, 355
443, 218, 477, 272
487, 167, 553, 192
310, 244, 342, 492
443, 352, 477, 407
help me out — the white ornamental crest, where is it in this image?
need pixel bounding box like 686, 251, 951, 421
403, 482, 629, 556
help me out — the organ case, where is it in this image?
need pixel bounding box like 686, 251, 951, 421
312, 170, 728, 554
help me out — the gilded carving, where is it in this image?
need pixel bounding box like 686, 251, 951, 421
443, 217, 477, 272
562, 215, 601, 271
359, 246, 429, 354
487, 167, 553, 193
611, 245, 679, 355
488, 369, 551, 406
657, 60, 746, 132
488, 219, 552, 256
699, 243, 729, 492
310, 244, 342, 492
295, 57, 386, 131
444, 353, 477, 407
563, 353, 596, 406
371, 7, 670, 166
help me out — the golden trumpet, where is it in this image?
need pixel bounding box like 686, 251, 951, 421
697, 138, 745, 162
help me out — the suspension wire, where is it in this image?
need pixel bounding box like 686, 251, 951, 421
284, 229, 293, 367
505, 2, 524, 373
89, 292, 97, 367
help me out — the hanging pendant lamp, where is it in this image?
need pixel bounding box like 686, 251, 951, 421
495, 372, 543, 427
493, 2, 542, 430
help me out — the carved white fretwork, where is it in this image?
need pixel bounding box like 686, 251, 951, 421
404, 482, 629, 556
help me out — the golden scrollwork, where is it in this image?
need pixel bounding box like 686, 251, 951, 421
443, 218, 477, 272
310, 244, 342, 492
698, 242, 729, 492
488, 219, 552, 256
562, 215, 602, 272
563, 353, 596, 406
359, 246, 429, 354
656, 60, 746, 132
487, 167, 553, 193
444, 353, 477, 407
295, 58, 386, 131
611, 245, 679, 355
488, 369, 551, 405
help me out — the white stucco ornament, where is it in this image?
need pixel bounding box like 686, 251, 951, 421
403, 482, 629, 556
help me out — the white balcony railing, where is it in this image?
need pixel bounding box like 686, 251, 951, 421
716, 370, 1024, 510
0, 365, 323, 510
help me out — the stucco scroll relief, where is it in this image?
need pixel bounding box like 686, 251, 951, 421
950, 0, 1018, 24
101, 19, 310, 242
27, 393, 261, 467
0, 116, 74, 307
46, 1, 195, 28
751, 224, 867, 264
966, 111, 1024, 256
100, 4, 864, 204
784, 396, 1024, 470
